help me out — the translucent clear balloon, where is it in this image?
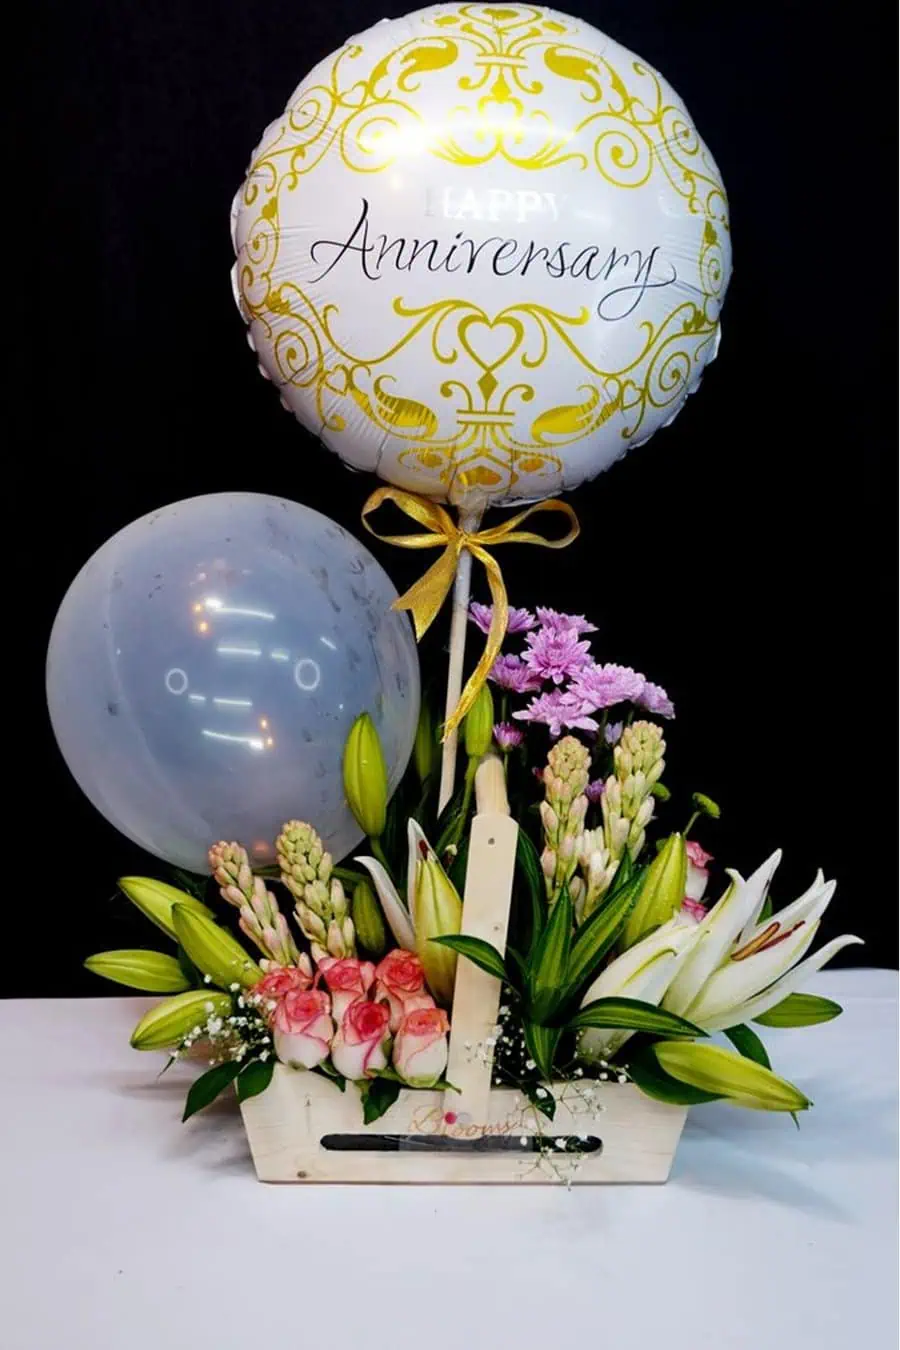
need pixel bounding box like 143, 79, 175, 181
46, 493, 420, 873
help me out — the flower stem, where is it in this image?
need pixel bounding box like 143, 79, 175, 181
683, 810, 700, 839
369, 837, 392, 875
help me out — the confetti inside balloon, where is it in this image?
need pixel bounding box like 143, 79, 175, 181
46, 493, 420, 872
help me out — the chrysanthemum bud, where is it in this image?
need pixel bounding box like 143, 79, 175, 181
342, 712, 388, 839
692, 792, 721, 819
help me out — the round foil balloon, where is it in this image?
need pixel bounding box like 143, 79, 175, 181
46, 494, 420, 873
231, 4, 730, 508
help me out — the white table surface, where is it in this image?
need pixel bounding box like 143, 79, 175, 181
2, 968, 897, 1350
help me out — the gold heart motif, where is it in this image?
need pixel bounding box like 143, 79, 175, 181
457, 313, 525, 374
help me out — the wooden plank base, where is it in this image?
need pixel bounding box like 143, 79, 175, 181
240, 1066, 687, 1184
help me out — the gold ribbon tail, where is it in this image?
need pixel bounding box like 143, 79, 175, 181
361, 487, 580, 739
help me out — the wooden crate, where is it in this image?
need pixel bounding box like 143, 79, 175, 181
240, 756, 687, 1184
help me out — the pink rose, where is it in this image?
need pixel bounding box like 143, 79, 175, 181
685, 840, 713, 902
330, 999, 392, 1081
374, 949, 432, 1031
392, 1006, 451, 1087
273, 988, 334, 1069
253, 959, 313, 1009
318, 957, 376, 1023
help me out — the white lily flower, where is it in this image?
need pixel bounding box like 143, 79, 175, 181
662, 850, 862, 1032
578, 917, 702, 1061
358, 820, 463, 1004
356, 820, 419, 952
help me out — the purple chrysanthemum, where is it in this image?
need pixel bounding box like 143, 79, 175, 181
469, 602, 536, 635
523, 627, 592, 685
636, 680, 676, 719
585, 779, 606, 803
493, 722, 525, 751
488, 654, 544, 694
604, 720, 625, 747
513, 690, 599, 738
535, 607, 598, 636
568, 663, 645, 712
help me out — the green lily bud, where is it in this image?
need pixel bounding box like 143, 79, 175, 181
411, 825, 462, 1005
692, 792, 721, 820
464, 683, 494, 760
620, 832, 687, 950
84, 949, 190, 993
352, 879, 387, 958
413, 701, 436, 785
130, 989, 232, 1051
652, 1041, 811, 1112
118, 876, 214, 940
343, 712, 388, 838
171, 904, 261, 989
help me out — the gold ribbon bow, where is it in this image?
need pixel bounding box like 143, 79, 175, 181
361, 486, 580, 738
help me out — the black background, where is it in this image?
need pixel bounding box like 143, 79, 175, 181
15, 2, 895, 997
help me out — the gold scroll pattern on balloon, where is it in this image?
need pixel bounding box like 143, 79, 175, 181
234, 4, 729, 500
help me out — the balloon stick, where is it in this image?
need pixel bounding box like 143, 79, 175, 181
437, 506, 483, 814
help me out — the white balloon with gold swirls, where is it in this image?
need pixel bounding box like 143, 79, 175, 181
231, 4, 731, 509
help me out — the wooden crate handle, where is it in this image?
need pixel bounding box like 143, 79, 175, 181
443, 755, 518, 1121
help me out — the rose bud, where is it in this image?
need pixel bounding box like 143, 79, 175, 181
318, 956, 376, 1023
330, 999, 391, 1080
253, 959, 314, 1008
685, 840, 714, 902
273, 988, 334, 1069
374, 948, 434, 1031
393, 1006, 451, 1087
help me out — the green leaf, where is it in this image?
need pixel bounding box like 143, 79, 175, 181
563, 873, 643, 1000
313, 1063, 347, 1092
431, 934, 508, 982
170, 868, 210, 901
515, 828, 546, 946
614, 849, 636, 890
182, 1062, 241, 1121
526, 886, 573, 1023
626, 1045, 722, 1105
236, 1058, 275, 1103
753, 993, 843, 1028
524, 1078, 556, 1121
505, 946, 528, 992
523, 1020, 561, 1080
568, 996, 707, 1040
651, 1042, 811, 1112
360, 1076, 401, 1124
724, 1023, 771, 1068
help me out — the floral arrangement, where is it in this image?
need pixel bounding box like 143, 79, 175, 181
86, 603, 860, 1134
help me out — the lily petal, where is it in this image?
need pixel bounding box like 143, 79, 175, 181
579, 922, 701, 1060
406, 818, 431, 930
687, 917, 824, 1027
738, 869, 828, 946
356, 856, 416, 951
663, 851, 782, 1017
703, 934, 864, 1031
